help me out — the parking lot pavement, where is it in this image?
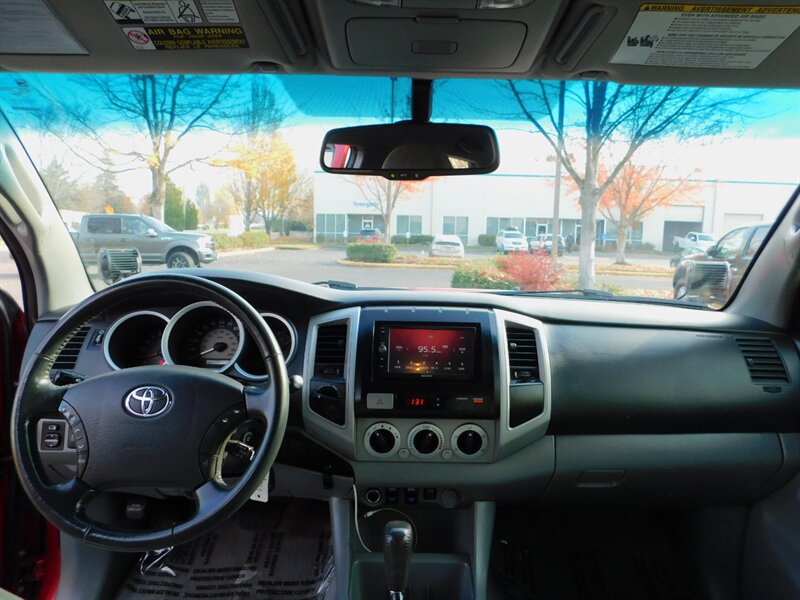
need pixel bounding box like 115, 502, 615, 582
1, 246, 673, 309
211, 247, 673, 292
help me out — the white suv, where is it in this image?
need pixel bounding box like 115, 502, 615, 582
495, 229, 529, 254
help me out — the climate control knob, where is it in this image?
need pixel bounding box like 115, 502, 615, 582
364, 422, 400, 458
408, 424, 444, 459
452, 424, 488, 459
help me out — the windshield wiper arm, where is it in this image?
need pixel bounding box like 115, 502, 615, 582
496, 288, 615, 298
313, 280, 357, 290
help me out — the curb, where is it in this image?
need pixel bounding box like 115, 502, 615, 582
218, 247, 276, 258
337, 259, 457, 270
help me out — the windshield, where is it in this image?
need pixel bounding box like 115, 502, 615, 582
144, 216, 174, 233
1, 74, 797, 308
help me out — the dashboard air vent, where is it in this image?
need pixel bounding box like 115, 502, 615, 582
314, 323, 348, 378
506, 326, 539, 382
735, 337, 789, 384
52, 326, 90, 370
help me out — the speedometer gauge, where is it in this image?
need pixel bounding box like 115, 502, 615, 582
162, 302, 244, 372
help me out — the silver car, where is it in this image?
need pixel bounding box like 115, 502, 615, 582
430, 234, 465, 259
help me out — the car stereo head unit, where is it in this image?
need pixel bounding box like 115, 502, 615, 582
357, 309, 498, 419
376, 325, 478, 381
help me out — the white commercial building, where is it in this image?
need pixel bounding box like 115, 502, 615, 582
314, 171, 794, 251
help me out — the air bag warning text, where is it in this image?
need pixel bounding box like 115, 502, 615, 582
123, 25, 247, 50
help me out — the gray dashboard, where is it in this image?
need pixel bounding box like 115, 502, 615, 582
29, 269, 800, 507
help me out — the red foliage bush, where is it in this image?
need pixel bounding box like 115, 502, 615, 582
497, 251, 563, 291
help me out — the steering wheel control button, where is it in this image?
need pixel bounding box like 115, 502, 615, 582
452, 424, 488, 459
43, 433, 62, 449
364, 422, 401, 458
58, 401, 81, 426
408, 424, 444, 459
38, 419, 67, 451
366, 392, 394, 410
124, 386, 172, 418
76, 452, 88, 477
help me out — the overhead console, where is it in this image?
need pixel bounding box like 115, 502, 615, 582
302, 306, 551, 463
313, 0, 567, 74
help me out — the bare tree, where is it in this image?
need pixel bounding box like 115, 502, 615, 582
499, 81, 754, 288
37, 75, 285, 222
348, 177, 421, 240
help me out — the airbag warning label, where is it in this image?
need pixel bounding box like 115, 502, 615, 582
611, 4, 800, 69
123, 25, 248, 50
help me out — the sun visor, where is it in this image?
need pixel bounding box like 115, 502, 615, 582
347, 18, 526, 69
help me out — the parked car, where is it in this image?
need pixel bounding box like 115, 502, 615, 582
672, 223, 771, 302
673, 231, 717, 252
358, 228, 383, 242
495, 229, 528, 253
71, 214, 217, 269
528, 233, 565, 255
429, 234, 465, 259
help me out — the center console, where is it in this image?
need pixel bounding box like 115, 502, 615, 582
355, 307, 499, 463
302, 305, 552, 600
303, 306, 551, 468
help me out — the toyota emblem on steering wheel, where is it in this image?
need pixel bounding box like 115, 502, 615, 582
124, 386, 172, 417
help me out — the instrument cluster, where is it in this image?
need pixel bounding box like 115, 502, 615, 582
103, 302, 297, 380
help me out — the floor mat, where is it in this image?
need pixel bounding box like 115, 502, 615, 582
117, 500, 335, 600
490, 509, 704, 600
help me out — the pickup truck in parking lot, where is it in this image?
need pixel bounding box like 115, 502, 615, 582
71, 214, 217, 268
672, 231, 716, 252
672, 223, 771, 303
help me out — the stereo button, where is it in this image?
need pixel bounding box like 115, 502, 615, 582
366, 393, 394, 410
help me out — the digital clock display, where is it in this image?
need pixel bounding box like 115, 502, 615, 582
387, 327, 476, 379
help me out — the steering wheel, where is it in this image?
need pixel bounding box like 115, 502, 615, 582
10, 273, 289, 552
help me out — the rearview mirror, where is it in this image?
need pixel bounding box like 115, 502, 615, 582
320, 122, 499, 180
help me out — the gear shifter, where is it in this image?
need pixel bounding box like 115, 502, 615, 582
383, 520, 414, 600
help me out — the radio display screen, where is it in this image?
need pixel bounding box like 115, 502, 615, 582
386, 327, 476, 379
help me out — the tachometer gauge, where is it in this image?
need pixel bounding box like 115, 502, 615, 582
235, 313, 297, 380
104, 311, 169, 370
162, 302, 243, 372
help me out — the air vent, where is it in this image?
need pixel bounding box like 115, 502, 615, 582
52, 326, 90, 370
314, 323, 348, 378
735, 337, 789, 384
506, 326, 539, 381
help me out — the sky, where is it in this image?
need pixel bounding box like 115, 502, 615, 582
0, 73, 797, 206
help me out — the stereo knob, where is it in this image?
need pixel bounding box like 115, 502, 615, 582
457, 431, 482, 455
452, 424, 487, 459
408, 424, 444, 458
364, 423, 400, 458
370, 429, 396, 454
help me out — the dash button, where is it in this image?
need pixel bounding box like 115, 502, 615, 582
366, 393, 394, 410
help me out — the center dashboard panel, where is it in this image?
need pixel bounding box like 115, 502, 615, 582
302, 305, 551, 464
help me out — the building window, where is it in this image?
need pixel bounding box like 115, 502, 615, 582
443, 216, 468, 244
396, 215, 422, 236
524, 218, 552, 237
486, 217, 523, 235
605, 221, 643, 244
315, 213, 347, 243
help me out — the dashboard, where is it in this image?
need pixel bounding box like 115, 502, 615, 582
31, 270, 800, 509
